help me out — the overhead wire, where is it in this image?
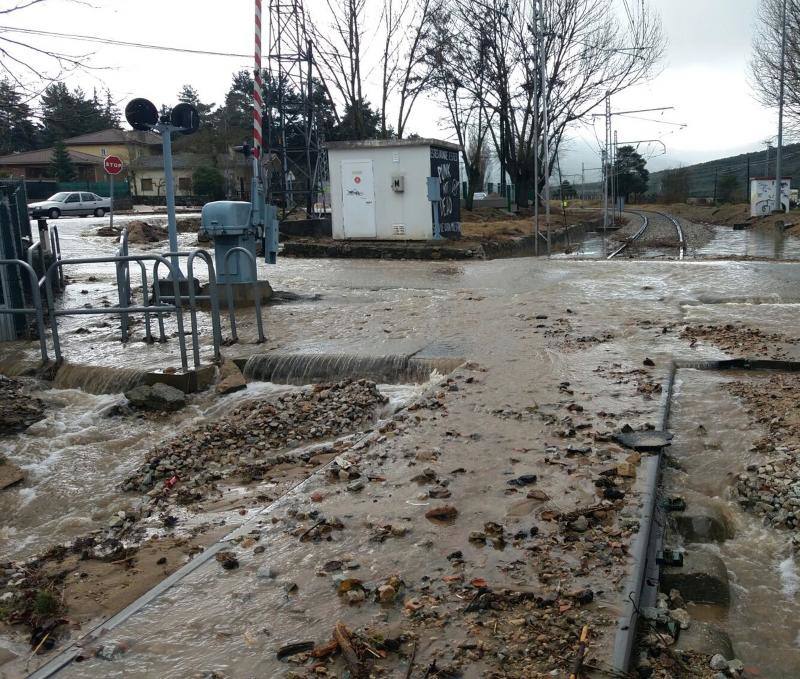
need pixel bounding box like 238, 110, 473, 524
0, 25, 251, 59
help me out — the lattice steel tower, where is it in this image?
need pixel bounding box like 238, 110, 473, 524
266, 0, 324, 215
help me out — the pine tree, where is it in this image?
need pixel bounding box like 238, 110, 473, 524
102, 90, 121, 128
40, 83, 116, 144
0, 79, 38, 155
50, 140, 76, 181
177, 84, 214, 123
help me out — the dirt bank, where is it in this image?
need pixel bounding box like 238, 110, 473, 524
642, 203, 800, 236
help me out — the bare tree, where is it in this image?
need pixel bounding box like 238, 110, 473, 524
751, 0, 800, 135
379, 0, 410, 137
310, 0, 368, 134
427, 0, 664, 209
426, 3, 494, 208
390, 0, 436, 138
0, 0, 96, 94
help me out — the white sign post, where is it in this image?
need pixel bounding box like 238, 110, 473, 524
103, 155, 124, 228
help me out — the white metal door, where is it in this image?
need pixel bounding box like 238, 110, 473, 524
341, 160, 376, 238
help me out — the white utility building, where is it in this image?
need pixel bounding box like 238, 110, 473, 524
326, 139, 462, 240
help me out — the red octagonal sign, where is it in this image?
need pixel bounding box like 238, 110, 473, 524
103, 155, 124, 175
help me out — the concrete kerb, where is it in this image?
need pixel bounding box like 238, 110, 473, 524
23, 369, 453, 679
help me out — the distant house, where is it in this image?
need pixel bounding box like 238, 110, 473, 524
130, 151, 256, 198
0, 128, 161, 183
62, 129, 161, 166
0, 148, 104, 181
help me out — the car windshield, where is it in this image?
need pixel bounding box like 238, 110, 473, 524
46, 192, 70, 202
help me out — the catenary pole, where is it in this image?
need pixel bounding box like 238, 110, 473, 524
540, 0, 551, 255
254, 0, 264, 185
775, 0, 787, 212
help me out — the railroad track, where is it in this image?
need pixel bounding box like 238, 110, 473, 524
607, 210, 685, 260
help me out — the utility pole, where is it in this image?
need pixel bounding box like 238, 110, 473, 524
581, 162, 585, 201
746, 156, 750, 205
775, 0, 787, 213
712, 169, 718, 203
540, 0, 551, 255
602, 92, 611, 254
532, 0, 539, 255
611, 130, 622, 224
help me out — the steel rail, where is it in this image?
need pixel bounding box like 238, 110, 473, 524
608, 210, 686, 260
607, 211, 648, 258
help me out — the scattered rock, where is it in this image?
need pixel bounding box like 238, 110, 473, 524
215, 551, 239, 570
0, 376, 45, 435
0, 459, 24, 490
710, 654, 728, 671
216, 358, 247, 395
425, 505, 458, 522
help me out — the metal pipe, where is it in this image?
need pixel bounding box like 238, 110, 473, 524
222, 246, 266, 343
188, 250, 222, 360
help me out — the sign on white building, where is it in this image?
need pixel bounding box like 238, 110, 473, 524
750, 177, 790, 217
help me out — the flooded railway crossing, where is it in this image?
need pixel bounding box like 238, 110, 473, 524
3, 216, 800, 678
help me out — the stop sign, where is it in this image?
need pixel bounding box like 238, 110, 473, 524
104, 155, 123, 175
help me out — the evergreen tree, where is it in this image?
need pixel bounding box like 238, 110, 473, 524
192, 166, 225, 199
177, 84, 215, 123
0, 79, 38, 155
102, 91, 121, 128
50, 140, 76, 181
613, 146, 649, 202
40, 83, 115, 144
329, 98, 381, 140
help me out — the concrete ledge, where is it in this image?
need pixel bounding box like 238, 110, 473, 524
661, 551, 730, 605
674, 620, 735, 659
282, 239, 483, 260
671, 505, 734, 544
144, 364, 216, 394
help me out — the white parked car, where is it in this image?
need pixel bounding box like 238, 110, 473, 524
29, 191, 111, 219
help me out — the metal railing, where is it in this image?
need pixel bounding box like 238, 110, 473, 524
153, 250, 223, 367
2, 231, 266, 370
0, 259, 48, 362
44, 255, 189, 369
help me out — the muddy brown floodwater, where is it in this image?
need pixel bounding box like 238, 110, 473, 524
3, 221, 800, 678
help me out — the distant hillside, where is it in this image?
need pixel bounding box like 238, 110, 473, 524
648, 143, 800, 200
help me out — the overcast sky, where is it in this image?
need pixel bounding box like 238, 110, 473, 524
1, 0, 779, 180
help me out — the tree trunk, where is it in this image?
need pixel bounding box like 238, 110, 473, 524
464, 166, 480, 211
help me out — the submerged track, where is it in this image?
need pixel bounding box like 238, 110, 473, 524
608, 210, 685, 260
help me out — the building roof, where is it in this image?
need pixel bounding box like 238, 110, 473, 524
324, 138, 461, 152
0, 148, 104, 166
132, 153, 211, 170
64, 128, 161, 146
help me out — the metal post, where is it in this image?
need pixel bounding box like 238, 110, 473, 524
160, 126, 182, 279
602, 92, 610, 256
109, 173, 115, 231
612, 130, 618, 221
532, 0, 539, 254
775, 0, 787, 213
581, 162, 585, 201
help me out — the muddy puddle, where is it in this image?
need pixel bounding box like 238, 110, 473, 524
666, 369, 800, 677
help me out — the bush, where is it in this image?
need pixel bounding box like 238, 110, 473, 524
191, 166, 225, 201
